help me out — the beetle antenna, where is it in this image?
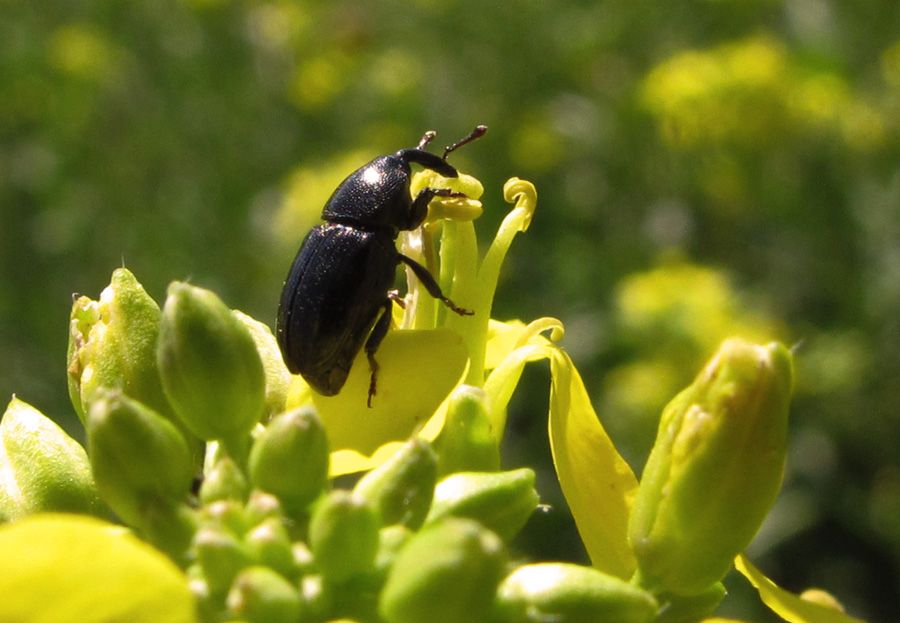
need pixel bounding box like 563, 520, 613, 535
417, 130, 437, 150
443, 124, 487, 160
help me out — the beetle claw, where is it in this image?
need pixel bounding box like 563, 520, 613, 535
367, 371, 377, 408
388, 289, 407, 309
444, 299, 474, 316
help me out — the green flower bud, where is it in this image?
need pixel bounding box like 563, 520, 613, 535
435, 385, 500, 476
226, 566, 302, 623
308, 490, 379, 583
292, 540, 315, 575
244, 518, 296, 579
654, 583, 726, 623
424, 468, 539, 541
628, 339, 793, 595
67, 268, 174, 425
200, 456, 250, 504
493, 563, 658, 623
86, 389, 193, 528
202, 499, 250, 537
195, 525, 253, 595
353, 438, 437, 530
187, 564, 216, 621
233, 311, 292, 420
299, 574, 334, 621
248, 408, 329, 514
374, 525, 412, 575
157, 282, 265, 442
244, 491, 284, 527
0, 397, 103, 520
379, 518, 506, 623
140, 502, 198, 564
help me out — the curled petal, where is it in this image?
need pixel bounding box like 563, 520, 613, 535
479, 180, 538, 298
735, 555, 863, 623
502, 177, 537, 232
483, 343, 553, 434
515, 317, 565, 349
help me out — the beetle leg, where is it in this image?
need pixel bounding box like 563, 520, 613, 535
408, 187, 467, 229
387, 289, 407, 309
398, 254, 474, 316
365, 298, 394, 408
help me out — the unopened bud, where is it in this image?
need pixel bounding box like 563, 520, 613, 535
202, 499, 249, 537
308, 490, 379, 583
628, 339, 793, 595
435, 385, 500, 476
374, 525, 412, 575
494, 562, 658, 623
86, 389, 193, 528
353, 438, 437, 530
244, 518, 296, 580
243, 491, 283, 527
248, 407, 329, 514
0, 397, 103, 520
195, 525, 253, 595
233, 311, 291, 420
67, 268, 173, 425
226, 566, 302, 623
157, 282, 265, 441
655, 583, 726, 623
200, 456, 250, 505
424, 468, 539, 541
379, 517, 506, 623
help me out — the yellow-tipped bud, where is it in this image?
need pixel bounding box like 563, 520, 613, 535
629, 339, 793, 595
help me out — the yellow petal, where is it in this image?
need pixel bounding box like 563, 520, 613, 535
485, 341, 638, 579
0, 514, 195, 623
314, 329, 467, 475
411, 170, 485, 202
483, 343, 550, 434
549, 349, 638, 579
482, 317, 564, 434
735, 555, 864, 623
484, 319, 528, 371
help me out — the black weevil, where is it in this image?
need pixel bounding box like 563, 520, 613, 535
277, 125, 487, 407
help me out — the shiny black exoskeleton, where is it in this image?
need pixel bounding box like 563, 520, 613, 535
277, 125, 486, 406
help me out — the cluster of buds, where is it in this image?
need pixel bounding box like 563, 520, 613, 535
2, 267, 664, 623
0, 165, 852, 622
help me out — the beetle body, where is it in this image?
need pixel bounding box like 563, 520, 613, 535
277, 126, 486, 405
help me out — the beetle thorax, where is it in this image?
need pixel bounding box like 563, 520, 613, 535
321, 155, 413, 233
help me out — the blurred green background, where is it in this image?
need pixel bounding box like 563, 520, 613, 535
2, 1, 898, 619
